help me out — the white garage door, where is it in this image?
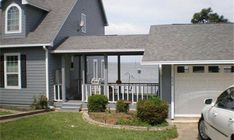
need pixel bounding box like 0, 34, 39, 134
174, 65, 234, 117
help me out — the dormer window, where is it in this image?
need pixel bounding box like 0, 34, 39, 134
5, 3, 22, 34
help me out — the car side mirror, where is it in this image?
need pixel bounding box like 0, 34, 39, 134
204, 99, 213, 105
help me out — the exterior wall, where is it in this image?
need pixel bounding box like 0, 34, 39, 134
53, 0, 105, 46
0, 47, 46, 105
174, 64, 234, 116
1, 0, 26, 38
161, 65, 172, 118
25, 5, 46, 35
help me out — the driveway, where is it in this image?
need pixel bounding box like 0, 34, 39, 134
174, 123, 200, 140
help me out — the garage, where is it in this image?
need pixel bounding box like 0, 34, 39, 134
174, 65, 234, 117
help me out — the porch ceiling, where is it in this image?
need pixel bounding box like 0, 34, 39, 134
52, 35, 147, 54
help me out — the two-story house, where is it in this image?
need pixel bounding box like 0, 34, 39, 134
0, 0, 108, 106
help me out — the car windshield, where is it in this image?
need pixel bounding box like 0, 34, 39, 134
216, 87, 234, 110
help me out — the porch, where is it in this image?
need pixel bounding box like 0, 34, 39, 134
52, 35, 159, 104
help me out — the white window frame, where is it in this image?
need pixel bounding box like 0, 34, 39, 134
93, 59, 98, 79
4, 53, 21, 89
5, 3, 22, 34
81, 13, 87, 33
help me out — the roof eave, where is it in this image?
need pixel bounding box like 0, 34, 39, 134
141, 60, 234, 65
99, 0, 108, 26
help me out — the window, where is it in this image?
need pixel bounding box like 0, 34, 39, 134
81, 13, 86, 33
101, 60, 105, 79
193, 66, 204, 73
208, 66, 220, 73
224, 66, 234, 73
4, 53, 21, 88
216, 87, 234, 110
177, 66, 189, 73
5, 3, 22, 34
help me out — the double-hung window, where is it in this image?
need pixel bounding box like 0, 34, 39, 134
4, 53, 21, 89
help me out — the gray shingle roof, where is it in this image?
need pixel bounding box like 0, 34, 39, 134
25, 0, 50, 11
53, 35, 147, 53
143, 24, 234, 63
0, 0, 78, 46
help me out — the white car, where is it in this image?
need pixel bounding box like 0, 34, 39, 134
198, 85, 234, 140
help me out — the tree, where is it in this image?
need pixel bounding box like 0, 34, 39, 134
191, 8, 228, 24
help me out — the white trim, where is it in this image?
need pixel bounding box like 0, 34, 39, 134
52, 49, 145, 53
175, 114, 201, 117
142, 60, 234, 65
159, 64, 162, 99
5, 3, 22, 34
171, 65, 175, 120
0, 43, 53, 48
4, 53, 21, 89
43, 46, 49, 99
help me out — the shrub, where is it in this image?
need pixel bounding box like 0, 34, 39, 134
31, 95, 48, 110
136, 96, 168, 125
116, 100, 129, 113
88, 95, 108, 112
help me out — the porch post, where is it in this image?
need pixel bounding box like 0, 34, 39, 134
117, 55, 121, 82
171, 64, 175, 120
104, 55, 108, 97
61, 55, 66, 102
81, 55, 86, 102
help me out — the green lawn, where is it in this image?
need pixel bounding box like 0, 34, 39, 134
0, 110, 13, 116
0, 112, 177, 140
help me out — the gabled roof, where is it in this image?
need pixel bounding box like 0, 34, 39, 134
53, 35, 147, 54
143, 24, 234, 64
22, 0, 50, 11
0, 0, 108, 47
0, 0, 78, 47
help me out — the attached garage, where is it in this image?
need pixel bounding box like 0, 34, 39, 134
142, 24, 234, 119
174, 65, 234, 117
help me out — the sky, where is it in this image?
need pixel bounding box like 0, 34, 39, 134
103, 0, 234, 35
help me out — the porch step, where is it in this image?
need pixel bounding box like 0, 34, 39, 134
61, 102, 82, 111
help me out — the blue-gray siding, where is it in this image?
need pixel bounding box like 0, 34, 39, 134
54, 0, 105, 46
0, 47, 46, 105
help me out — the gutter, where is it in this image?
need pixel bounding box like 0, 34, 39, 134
43, 46, 49, 100
0, 43, 53, 48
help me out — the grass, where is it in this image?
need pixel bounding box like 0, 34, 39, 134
0, 112, 177, 140
0, 110, 13, 116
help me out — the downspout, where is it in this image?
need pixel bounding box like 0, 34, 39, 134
43, 46, 49, 100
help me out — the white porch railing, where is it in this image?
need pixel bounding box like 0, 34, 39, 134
54, 84, 63, 101
82, 83, 159, 103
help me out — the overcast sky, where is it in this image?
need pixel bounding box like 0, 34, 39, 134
103, 0, 234, 35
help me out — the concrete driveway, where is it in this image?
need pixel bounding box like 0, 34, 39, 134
174, 123, 200, 140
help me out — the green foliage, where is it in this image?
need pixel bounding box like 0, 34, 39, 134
88, 95, 108, 112
31, 95, 48, 110
191, 7, 228, 24
116, 100, 129, 113
137, 96, 168, 125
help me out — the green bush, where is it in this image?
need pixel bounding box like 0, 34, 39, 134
88, 95, 108, 112
31, 95, 48, 110
116, 100, 129, 113
136, 96, 168, 125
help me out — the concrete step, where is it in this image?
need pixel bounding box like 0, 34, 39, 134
61, 102, 82, 111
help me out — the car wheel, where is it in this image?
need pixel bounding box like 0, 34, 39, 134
198, 118, 210, 140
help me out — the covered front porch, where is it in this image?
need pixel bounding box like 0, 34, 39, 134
52, 35, 159, 104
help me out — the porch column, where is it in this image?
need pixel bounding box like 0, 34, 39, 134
104, 55, 108, 97
81, 55, 86, 102
61, 55, 66, 102
117, 55, 121, 82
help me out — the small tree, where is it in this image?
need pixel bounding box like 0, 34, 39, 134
191, 8, 228, 24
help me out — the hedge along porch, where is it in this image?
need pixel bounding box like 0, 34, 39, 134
52, 35, 160, 104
